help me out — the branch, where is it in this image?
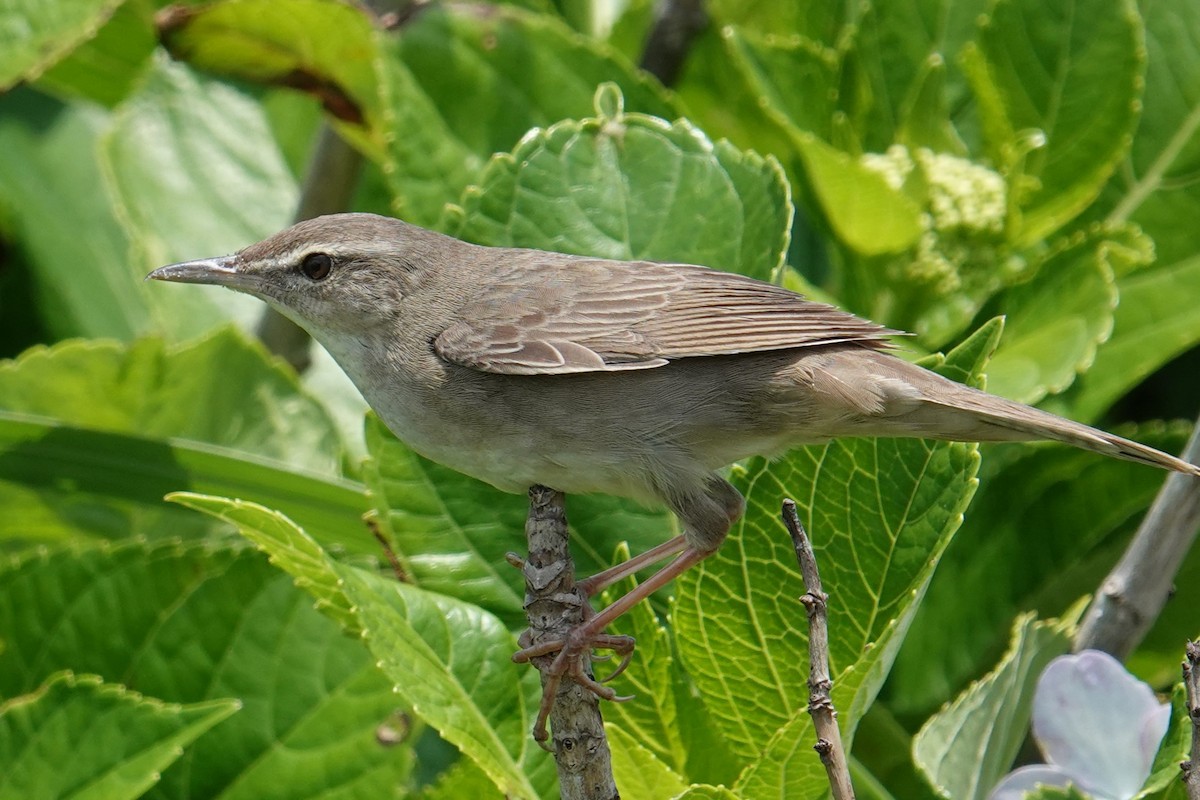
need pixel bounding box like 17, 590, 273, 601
639, 0, 708, 87
514, 486, 618, 800
257, 123, 364, 371
1184, 641, 1200, 800
1075, 415, 1200, 658
781, 499, 855, 800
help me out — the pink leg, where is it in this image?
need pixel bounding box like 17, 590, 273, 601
577, 535, 688, 596
514, 545, 712, 743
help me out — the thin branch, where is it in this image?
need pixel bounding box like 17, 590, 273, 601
514, 486, 617, 800
1075, 415, 1200, 658
257, 123, 365, 371
781, 499, 855, 800
1183, 641, 1200, 799
639, 0, 708, 87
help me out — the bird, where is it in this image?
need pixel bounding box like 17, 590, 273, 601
148, 212, 1200, 740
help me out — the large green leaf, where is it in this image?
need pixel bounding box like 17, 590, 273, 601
157, 0, 381, 130
35, 0, 157, 107
673, 323, 993, 795
606, 725, 688, 800
102, 56, 297, 337
0, 0, 122, 89
0, 330, 344, 474
1050, 249, 1200, 425
0, 89, 140, 341
912, 610, 1076, 800
380, 3, 674, 227
1087, 0, 1200, 268
0, 540, 409, 799
887, 423, 1189, 715
985, 227, 1120, 404
963, 0, 1144, 244
849, 0, 988, 153
0, 413, 368, 552
173, 493, 556, 800
0, 672, 238, 800
449, 85, 791, 281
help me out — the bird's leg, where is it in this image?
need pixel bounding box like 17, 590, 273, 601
514, 544, 713, 743
576, 534, 688, 597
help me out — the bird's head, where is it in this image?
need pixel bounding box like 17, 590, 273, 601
147, 213, 449, 338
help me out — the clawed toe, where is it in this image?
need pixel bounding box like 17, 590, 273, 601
516, 629, 639, 743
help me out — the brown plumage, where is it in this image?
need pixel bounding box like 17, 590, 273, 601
148, 212, 1200, 740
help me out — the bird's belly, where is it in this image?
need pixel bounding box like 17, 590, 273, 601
365, 386, 654, 500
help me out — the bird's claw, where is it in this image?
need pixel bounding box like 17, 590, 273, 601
514, 630, 638, 744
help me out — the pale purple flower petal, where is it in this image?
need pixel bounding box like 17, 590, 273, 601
1032, 651, 1167, 800
988, 765, 1087, 800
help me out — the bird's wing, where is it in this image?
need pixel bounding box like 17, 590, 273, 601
434, 257, 900, 375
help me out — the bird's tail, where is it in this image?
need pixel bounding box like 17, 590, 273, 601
914, 374, 1200, 477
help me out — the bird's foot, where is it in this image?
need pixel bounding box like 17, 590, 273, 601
512, 628, 636, 746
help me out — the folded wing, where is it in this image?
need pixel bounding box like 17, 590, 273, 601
434, 257, 899, 375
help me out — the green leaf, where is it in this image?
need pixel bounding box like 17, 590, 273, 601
0, 89, 140, 341
35, 0, 157, 107
707, 0, 846, 46
985, 227, 1120, 404
0, 330, 365, 549
362, 414, 527, 620
963, 0, 1145, 244
173, 493, 552, 800
0, 672, 238, 800
167, 493, 358, 632
792, 132, 925, 256
102, 56, 297, 337
723, 28, 839, 144
0, 330, 344, 475
888, 422, 1190, 716
380, 3, 674, 227
0, 0, 123, 90
0, 540, 408, 799
1048, 253, 1200, 423
672, 27, 795, 163
607, 725, 688, 800
416, 758, 506, 800
1089, 0, 1200, 268
913, 610, 1076, 800
850, 0, 987, 153
722, 29, 927, 256
674, 327, 989, 795
157, 0, 380, 128
0, 413, 368, 553
672, 785, 741, 800
450, 86, 791, 281
1138, 684, 1191, 798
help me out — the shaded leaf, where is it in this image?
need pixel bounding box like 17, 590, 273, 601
0, 540, 408, 799
450, 85, 791, 281
0, 672, 238, 800
963, 0, 1144, 244
174, 493, 554, 800
913, 609, 1077, 800
380, 3, 674, 227
0, 0, 122, 89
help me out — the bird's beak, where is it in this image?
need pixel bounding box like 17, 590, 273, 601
146, 256, 252, 289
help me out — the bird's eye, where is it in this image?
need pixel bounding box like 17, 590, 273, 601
300, 252, 333, 281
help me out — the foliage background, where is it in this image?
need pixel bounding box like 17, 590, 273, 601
1, 0, 1199, 798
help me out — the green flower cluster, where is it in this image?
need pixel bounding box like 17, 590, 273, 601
862, 145, 1011, 292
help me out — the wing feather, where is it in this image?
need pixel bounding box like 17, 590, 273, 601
434, 256, 899, 375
